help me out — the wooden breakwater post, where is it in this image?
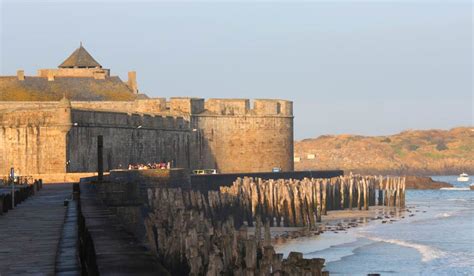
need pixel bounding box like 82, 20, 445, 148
340, 178, 345, 210
216, 175, 406, 229
316, 180, 322, 222
322, 179, 327, 216
349, 177, 354, 210
363, 178, 369, 211
145, 186, 329, 275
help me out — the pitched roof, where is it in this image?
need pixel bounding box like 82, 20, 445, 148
59, 44, 102, 68
0, 76, 139, 101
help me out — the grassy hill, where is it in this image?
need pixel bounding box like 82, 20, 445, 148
295, 127, 473, 176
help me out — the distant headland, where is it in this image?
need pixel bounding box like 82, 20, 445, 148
295, 127, 473, 176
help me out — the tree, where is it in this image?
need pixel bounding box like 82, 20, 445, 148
436, 141, 448, 151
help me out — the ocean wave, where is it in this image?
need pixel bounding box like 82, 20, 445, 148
445, 252, 474, 269
305, 247, 355, 263
439, 187, 470, 191
304, 237, 373, 263
446, 198, 468, 202
436, 212, 453, 218
361, 236, 446, 262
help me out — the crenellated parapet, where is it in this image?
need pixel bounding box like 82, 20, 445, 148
166, 97, 293, 116
71, 109, 188, 131
0, 98, 292, 118
0, 102, 72, 132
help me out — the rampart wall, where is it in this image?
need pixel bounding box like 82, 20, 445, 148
67, 109, 191, 172
0, 99, 167, 115
0, 102, 193, 176
0, 104, 71, 175
0, 97, 294, 175
71, 99, 167, 114
191, 99, 294, 173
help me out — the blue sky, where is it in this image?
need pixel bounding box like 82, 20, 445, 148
1, 0, 472, 139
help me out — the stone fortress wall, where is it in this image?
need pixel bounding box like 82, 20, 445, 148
0, 45, 294, 178
191, 98, 294, 173
1, 98, 292, 177
0, 102, 71, 176
67, 108, 191, 173
0, 97, 293, 176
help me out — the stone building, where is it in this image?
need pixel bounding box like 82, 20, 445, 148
0, 45, 294, 180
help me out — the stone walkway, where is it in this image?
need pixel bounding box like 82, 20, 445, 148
0, 184, 71, 275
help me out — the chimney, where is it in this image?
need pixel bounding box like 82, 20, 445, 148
17, 70, 25, 81
127, 71, 138, 94
48, 71, 55, 81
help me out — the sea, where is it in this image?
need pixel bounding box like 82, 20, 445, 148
273, 176, 474, 275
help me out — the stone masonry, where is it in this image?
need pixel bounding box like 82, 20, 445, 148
0, 45, 294, 178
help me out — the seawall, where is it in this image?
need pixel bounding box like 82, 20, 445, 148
77, 169, 406, 274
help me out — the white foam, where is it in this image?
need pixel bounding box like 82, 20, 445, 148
362, 236, 446, 262
446, 198, 467, 202
436, 212, 452, 218
440, 187, 470, 191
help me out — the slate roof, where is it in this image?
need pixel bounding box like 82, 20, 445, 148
59, 45, 102, 68
0, 76, 137, 101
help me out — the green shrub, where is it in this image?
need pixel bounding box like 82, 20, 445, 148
408, 144, 419, 151
436, 141, 448, 151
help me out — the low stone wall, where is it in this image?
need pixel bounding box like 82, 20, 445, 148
0, 180, 43, 215
77, 183, 170, 275
11, 173, 102, 184
108, 169, 190, 189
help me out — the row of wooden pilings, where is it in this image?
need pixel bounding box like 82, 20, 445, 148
0, 179, 43, 215
215, 175, 406, 228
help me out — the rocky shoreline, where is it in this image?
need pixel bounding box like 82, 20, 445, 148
404, 176, 452, 189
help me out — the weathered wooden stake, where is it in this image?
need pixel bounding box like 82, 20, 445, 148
349, 178, 353, 210
316, 180, 322, 222
357, 181, 362, 210
363, 179, 369, 211
322, 180, 327, 216
340, 177, 345, 210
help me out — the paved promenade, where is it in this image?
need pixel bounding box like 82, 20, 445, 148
0, 184, 71, 275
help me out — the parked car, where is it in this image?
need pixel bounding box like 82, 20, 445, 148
192, 169, 218, 175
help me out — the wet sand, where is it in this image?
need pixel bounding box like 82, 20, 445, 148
248, 205, 411, 244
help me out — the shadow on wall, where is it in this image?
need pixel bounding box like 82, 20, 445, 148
65, 126, 218, 173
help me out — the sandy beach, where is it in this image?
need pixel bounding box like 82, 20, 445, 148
247, 205, 410, 245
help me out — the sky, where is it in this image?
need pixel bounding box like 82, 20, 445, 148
1, 0, 472, 139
